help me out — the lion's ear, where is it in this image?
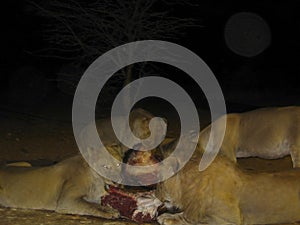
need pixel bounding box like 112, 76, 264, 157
160, 138, 176, 147
159, 138, 177, 158
133, 108, 147, 113
160, 156, 180, 180
131, 108, 153, 118
161, 117, 168, 130
107, 143, 123, 161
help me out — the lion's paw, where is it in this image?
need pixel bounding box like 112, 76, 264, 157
99, 207, 120, 219
108, 208, 120, 219
157, 213, 188, 225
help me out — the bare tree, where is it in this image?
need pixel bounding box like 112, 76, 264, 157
29, 0, 199, 106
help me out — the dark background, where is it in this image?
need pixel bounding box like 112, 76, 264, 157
1, 0, 300, 113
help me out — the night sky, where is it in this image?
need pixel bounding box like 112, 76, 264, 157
2, 0, 300, 110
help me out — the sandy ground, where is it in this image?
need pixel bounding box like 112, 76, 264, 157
0, 95, 300, 225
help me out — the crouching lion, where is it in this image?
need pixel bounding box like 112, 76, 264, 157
198, 106, 300, 167
0, 108, 166, 218
156, 153, 300, 225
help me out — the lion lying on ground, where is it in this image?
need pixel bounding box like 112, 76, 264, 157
198, 106, 300, 167
0, 154, 120, 218
0, 108, 165, 219
155, 152, 300, 225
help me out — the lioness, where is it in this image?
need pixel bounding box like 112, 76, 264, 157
0, 154, 120, 218
156, 154, 300, 225
0, 108, 164, 218
198, 106, 300, 167
82, 108, 167, 156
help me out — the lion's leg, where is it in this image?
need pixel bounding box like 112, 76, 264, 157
157, 212, 197, 225
157, 211, 244, 225
210, 216, 242, 225
221, 146, 237, 164
56, 185, 119, 219
209, 197, 243, 225
290, 144, 300, 168
56, 197, 119, 219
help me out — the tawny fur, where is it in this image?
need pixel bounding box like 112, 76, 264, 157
0, 155, 120, 218
156, 153, 300, 225
198, 106, 300, 167
0, 108, 158, 218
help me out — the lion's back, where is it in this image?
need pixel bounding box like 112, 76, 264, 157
237, 106, 300, 158
0, 155, 86, 210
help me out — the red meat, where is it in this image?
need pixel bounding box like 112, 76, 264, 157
101, 186, 160, 223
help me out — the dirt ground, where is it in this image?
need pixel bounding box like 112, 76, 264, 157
0, 95, 300, 225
